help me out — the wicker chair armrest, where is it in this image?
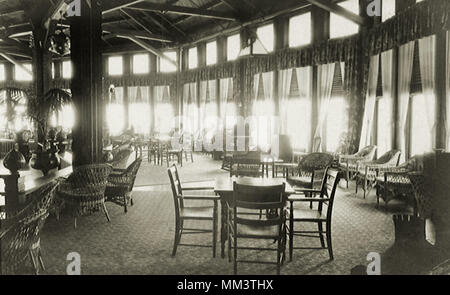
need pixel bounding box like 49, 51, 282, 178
108, 174, 132, 186
179, 194, 220, 201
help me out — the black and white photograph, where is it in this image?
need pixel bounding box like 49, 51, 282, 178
0, 0, 449, 281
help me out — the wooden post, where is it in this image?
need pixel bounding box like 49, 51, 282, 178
70, 0, 104, 166
435, 31, 447, 150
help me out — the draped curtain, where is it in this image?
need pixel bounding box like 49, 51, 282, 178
278, 69, 293, 134
295, 67, 312, 151
397, 41, 415, 160
199, 81, 208, 135
359, 55, 380, 150
107, 86, 125, 135
418, 35, 437, 150
128, 86, 150, 134
380, 49, 394, 155
252, 72, 275, 152
313, 63, 335, 152
154, 85, 173, 134
188, 82, 198, 135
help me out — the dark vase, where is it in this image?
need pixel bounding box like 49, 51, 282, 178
3, 146, 26, 174
30, 144, 61, 176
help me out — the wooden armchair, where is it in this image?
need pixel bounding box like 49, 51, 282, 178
58, 164, 113, 228
105, 157, 143, 213
339, 145, 377, 188
355, 149, 401, 199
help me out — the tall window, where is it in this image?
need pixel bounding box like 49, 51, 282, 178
375, 97, 392, 156
108, 56, 123, 76
227, 33, 240, 61
160, 51, 177, 73
188, 47, 198, 69
256, 23, 274, 53
289, 12, 311, 48
106, 86, 125, 135
382, 0, 396, 22
410, 94, 434, 156
325, 64, 348, 152
128, 86, 150, 134
62, 60, 72, 79
0, 64, 4, 81
206, 41, 217, 65
133, 54, 149, 74
154, 86, 174, 134
330, 0, 359, 39
15, 64, 32, 81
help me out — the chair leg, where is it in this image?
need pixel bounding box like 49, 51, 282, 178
212, 204, 217, 258
326, 222, 333, 260
346, 169, 349, 188
318, 222, 325, 248
233, 234, 237, 275
123, 195, 128, 213
38, 249, 45, 271
30, 250, 40, 275
102, 203, 111, 222
363, 177, 367, 199
172, 222, 180, 257
276, 238, 281, 275
289, 206, 294, 262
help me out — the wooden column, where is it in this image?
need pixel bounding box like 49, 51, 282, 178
216, 36, 227, 118
273, 17, 289, 118
311, 6, 329, 152
70, 0, 104, 166
435, 30, 447, 149
149, 54, 157, 135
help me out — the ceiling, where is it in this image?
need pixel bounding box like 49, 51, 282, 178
0, 0, 343, 61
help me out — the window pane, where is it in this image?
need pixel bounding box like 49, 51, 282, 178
133, 54, 149, 74
326, 97, 348, 152
62, 60, 72, 79
411, 94, 433, 156
160, 51, 177, 73
330, 0, 359, 39
289, 13, 311, 48
227, 34, 240, 61
257, 23, 274, 53
376, 97, 392, 156
206, 41, 217, 65
15, 64, 32, 81
108, 56, 123, 76
188, 47, 198, 69
0, 64, 4, 81
382, 0, 396, 22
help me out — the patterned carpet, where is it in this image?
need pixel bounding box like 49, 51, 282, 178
37, 154, 431, 275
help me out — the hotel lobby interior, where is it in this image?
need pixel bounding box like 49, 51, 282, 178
0, 0, 450, 276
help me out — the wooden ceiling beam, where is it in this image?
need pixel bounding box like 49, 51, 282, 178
102, 28, 173, 42
114, 34, 177, 67
172, 0, 223, 25
305, 0, 368, 26
0, 50, 33, 74
102, 0, 145, 15
125, 2, 237, 21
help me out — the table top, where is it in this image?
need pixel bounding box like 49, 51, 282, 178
214, 176, 295, 195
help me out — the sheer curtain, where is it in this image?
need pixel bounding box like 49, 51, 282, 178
182, 83, 190, 133
154, 85, 173, 134
278, 69, 293, 134
199, 81, 208, 134
128, 86, 150, 135
418, 35, 437, 150
188, 83, 198, 135
397, 41, 415, 160
359, 55, 380, 150
379, 49, 394, 156
252, 72, 274, 151
295, 67, 312, 151
313, 63, 335, 152
107, 86, 124, 135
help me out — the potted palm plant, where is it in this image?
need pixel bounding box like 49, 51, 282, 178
27, 88, 72, 175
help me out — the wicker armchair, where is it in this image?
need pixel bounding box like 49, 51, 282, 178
0, 180, 60, 275
355, 150, 401, 199
58, 164, 113, 228
105, 157, 142, 213
374, 156, 421, 209
287, 152, 334, 191
339, 145, 377, 188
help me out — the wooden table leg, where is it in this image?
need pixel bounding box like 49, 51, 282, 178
220, 197, 227, 258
